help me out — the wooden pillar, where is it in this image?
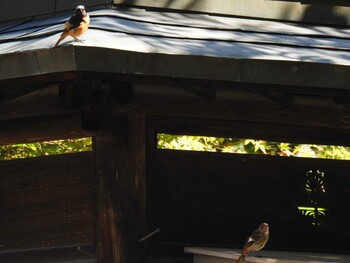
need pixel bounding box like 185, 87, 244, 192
95, 113, 147, 263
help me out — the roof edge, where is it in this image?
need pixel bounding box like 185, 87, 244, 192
0, 46, 77, 81
2, 45, 350, 91
75, 46, 350, 90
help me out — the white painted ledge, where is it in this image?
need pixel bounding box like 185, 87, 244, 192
184, 247, 350, 263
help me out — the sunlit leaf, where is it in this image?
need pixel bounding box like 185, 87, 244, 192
156, 134, 350, 160
0, 138, 92, 161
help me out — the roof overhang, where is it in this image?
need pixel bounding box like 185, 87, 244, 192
1, 7, 350, 91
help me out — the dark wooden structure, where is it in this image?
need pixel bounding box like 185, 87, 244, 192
1, 1, 350, 262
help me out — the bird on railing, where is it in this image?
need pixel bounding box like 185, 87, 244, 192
54, 5, 90, 48
235, 222, 269, 263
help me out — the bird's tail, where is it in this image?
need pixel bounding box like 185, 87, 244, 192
54, 33, 67, 48
236, 253, 245, 263
235, 247, 251, 263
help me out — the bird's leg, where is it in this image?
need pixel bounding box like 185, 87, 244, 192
255, 251, 264, 258
73, 36, 84, 43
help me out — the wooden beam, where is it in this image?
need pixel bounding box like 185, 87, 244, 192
151, 117, 350, 147
0, 84, 78, 121
95, 113, 147, 263
111, 83, 350, 134
0, 113, 90, 145
75, 47, 350, 90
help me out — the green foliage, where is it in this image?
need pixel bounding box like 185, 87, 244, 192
3, 135, 350, 161
157, 134, 350, 160
0, 138, 92, 161
158, 134, 218, 152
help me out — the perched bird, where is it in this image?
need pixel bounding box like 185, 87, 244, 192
235, 222, 269, 263
54, 5, 90, 48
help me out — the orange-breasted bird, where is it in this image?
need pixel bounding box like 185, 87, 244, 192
235, 222, 269, 263
54, 5, 90, 48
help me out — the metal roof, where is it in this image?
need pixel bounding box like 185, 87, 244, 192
1, 7, 350, 89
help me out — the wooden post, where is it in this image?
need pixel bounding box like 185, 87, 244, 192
95, 113, 147, 263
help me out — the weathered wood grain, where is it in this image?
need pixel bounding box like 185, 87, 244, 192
0, 152, 95, 255
147, 148, 350, 255
95, 113, 147, 263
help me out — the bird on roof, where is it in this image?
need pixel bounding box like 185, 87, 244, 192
235, 222, 269, 263
54, 5, 90, 48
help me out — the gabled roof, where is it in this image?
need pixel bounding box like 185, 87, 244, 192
1, 7, 350, 89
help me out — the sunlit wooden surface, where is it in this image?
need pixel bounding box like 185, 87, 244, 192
185, 247, 350, 263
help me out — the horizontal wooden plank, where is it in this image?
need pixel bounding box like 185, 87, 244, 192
0, 152, 95, 252
0, 72, 78, 97
150, 116, 350, 147
0, 113, 91, 145
0, 245, 96, 263
0, 83, 90, 144
116, 87, 350, 143
0, 84, 74, 120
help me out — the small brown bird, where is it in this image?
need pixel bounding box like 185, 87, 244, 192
235, 222, 269, 263
54, 5, 90, 48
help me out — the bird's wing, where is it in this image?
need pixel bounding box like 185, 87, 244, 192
243, 229, 263, 249
243, 239, 255, 249
63, 15, 81, 32
250, 229, 264, 240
